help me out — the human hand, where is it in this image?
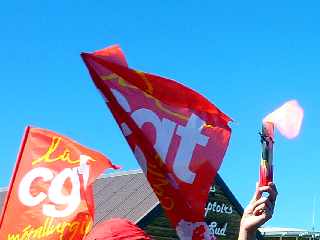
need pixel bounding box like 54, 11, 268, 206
238, 182, 278, 240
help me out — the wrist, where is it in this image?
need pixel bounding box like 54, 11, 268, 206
238, 223, 257, 240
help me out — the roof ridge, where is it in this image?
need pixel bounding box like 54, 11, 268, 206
98, 169, 143, 179
0, 187, 8, 192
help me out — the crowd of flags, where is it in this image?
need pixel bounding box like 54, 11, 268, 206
0, 45, 232, 240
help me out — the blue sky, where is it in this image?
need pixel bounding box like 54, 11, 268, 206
1, 0, 320, 230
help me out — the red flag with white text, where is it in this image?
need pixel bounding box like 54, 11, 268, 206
0, 127, 118, 240
81, 45, 231, 239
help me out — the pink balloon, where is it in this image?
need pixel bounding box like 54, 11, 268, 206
263, 100, 304, 139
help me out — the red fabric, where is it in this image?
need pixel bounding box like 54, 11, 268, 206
0, 127, 118, 240
81, 45, 231, 239
84, 218, 151, 240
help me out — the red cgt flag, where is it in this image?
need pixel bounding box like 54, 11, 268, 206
0, 127, 118, 240
81, 45, 231, 239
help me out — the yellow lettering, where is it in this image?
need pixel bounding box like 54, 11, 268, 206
7, 234, 20, 240
31, 225, 43, 238
162, 196, 175, 210
68, 221, 80, 240
45, 217, 55, 236
84, 219, 93, 235
21, 225, 32, 240
6, 217, 94, 240
146, 155, 175, 211
32, 137, 95, 166
101, 73, 138, 89
100, 72, 188, 121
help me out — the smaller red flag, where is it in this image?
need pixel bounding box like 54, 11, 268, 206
0, 126, 118, 240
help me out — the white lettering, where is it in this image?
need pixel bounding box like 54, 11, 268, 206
111, 88, 131, 112
109, 89, 211, 184
43, 167, 81, 218
132, 108, 176, 162
18, 167, 54, 207
78, 154, 91, 188
174, 114, 209, 183
208, 222, 228, 236
18, 162, 89, 218
209, 185, 216, 193
205, 201, 233, 216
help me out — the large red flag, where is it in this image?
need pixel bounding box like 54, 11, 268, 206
0, 127, 118, 240
81, 45, 231, 239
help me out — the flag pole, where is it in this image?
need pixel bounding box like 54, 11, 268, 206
259, 122, 274, 186
0, 126, 30, 229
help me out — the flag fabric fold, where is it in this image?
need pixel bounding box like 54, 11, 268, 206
81, 45, 231, 239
